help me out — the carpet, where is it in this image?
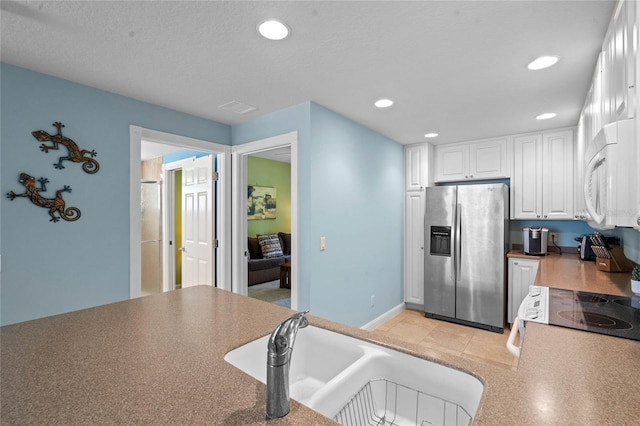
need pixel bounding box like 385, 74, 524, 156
249, 280, 291, 308
249, 287, 291, 303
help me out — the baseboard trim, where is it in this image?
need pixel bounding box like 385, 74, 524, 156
360, 303, 405, 331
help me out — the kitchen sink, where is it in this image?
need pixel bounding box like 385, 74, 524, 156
224, 325, 484, 424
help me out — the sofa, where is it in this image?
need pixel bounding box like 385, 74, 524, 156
248, 232, 291, 286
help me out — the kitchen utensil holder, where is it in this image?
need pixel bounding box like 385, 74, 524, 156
333, 378, 472, 426
596, 246, 634, 273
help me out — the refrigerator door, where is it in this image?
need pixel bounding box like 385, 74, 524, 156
455, 184, 507, 328
424, 186, 457, 318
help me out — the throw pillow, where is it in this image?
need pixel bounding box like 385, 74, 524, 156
247, 237, 263, 259
258, 234, 284, 258
278, 232, 292, 255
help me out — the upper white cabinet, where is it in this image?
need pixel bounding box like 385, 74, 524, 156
601, 0, 636, 125
435, 138, 509, 182
405, 143, 431, 191
512, 130, 574, 220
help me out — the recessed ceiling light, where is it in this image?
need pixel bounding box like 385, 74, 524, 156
424, 133, 439, 138
374, 99, 394, 108
257, 20, 289, 40
527, 56, 559, 70
536, 112, 557, 120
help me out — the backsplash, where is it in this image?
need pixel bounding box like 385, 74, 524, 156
615, 228, 640, 265
510, 220, 640, 264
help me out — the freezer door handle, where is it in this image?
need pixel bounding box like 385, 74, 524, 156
455, 203, 462, 280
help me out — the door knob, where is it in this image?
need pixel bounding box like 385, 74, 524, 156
179, 246, 186, 252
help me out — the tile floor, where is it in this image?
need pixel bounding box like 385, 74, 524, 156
373, 309, 519, 370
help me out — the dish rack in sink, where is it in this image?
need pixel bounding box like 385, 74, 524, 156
333, 378, 472, 426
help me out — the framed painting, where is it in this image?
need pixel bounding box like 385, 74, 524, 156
248, 185, 276, 220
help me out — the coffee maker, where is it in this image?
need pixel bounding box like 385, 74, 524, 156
523, 226, 548, 255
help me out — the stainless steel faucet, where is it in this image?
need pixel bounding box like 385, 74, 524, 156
266, 310, 309, 419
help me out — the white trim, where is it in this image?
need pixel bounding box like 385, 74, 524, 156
161, 163, 176, 293
130, 126, 232, 299
360, 303, 406, 331
231, 132, 298, 310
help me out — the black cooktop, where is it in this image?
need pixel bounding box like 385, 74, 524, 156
548, 288, 640, 341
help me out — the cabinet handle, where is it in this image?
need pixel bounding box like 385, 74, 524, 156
465, 175, 468, 179
544, 215, 548, 218
537, 215, 540, 218
470, 175, 474, 178
514, 262, 518, 265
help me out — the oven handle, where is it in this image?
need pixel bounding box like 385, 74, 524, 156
506, 316, 521, 359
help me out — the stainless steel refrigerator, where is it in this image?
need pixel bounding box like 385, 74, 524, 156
424, 183, 508, 332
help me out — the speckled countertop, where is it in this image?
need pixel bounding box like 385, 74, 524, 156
2, 253, 640, 425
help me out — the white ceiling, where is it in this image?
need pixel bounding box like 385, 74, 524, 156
1, 0, 615, 146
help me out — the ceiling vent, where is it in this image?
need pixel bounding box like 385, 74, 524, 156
218, 100, 258, 115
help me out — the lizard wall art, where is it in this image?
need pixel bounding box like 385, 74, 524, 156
31, 122, 100, 174
7, 173, 81, 222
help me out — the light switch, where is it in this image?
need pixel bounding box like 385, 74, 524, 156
320, 236, 326, 250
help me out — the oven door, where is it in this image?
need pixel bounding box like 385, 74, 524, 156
506, 286, 549, 358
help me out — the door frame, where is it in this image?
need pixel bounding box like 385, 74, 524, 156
129, 125, 231, 299
231, 132, 298, 310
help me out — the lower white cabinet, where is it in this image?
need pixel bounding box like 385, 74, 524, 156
404, 191, 425, 305
507, 258, 540, 324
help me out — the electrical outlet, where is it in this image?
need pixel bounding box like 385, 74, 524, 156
370, 295, 375, 307
549, 232, 558, 244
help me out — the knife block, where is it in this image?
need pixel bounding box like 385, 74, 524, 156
596, 246, 634, 272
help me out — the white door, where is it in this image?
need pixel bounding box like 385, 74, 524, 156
182, 155, 215, 287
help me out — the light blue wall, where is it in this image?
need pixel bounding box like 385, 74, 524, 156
0, 63, 231, 325
233, 102, 405, 327
163, 150, 209, 163
309, 103, 404, 326
233, 102, 313, 310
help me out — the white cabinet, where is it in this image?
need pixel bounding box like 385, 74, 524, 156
508, 258, 539, 324
404, 143, 431, 306
512, 130, 574, 220
601, 0, 636, 124
405, 143, 430, 191
404, 191, 425, 305
434, 138, 508, 182
574, 111, 589, 220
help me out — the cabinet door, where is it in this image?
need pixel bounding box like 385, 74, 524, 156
469, 138, 509, 179
508, 258, 539, 323
405, 144, 427, 191
435, 144, 468, 182
405, 191, 425, 305
512, 134, 543, 219
543, 130, 574, 220
575, 113, 588, 219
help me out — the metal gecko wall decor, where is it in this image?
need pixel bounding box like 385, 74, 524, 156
32, 122, 100, 174
7, 173, 81, 222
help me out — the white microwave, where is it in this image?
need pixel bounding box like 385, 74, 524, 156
583, 118, 637, 229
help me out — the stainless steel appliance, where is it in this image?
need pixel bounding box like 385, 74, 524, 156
424, 183, 508, 332
523, 226, 548, 255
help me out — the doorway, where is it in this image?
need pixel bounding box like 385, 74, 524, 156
129, 126, 231, 299
231, 132, 298, 310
